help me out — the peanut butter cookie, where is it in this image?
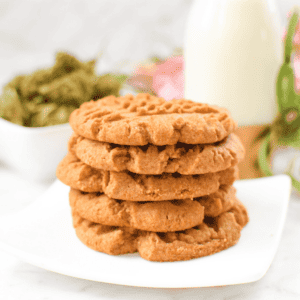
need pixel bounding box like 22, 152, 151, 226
69, 133, 244, 175
69, 189, 204, 232
69, 185, 238, 232
57, 153, 238, 200
72, 200, 248, 262
69, 93, 237, 146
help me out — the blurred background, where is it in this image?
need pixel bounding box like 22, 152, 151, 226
0, 0, 297, 84
1, 0, 300, 182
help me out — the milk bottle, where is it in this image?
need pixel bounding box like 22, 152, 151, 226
184, 0, 282, 125
184, 0, 283, 178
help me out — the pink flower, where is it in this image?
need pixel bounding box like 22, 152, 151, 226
283, 12, 300, 93
293, 53, 300, 92
127, 55, 184, 100
127, 62, 158, 94
152, 55, 184, 101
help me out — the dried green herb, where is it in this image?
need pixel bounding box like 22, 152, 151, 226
92, 74, 127, 100
0, 88, 28, 125
0, 52, 127, 127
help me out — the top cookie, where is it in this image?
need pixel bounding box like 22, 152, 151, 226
69, 93, 237, 145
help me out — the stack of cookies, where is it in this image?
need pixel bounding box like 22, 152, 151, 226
56, 93, 248, 262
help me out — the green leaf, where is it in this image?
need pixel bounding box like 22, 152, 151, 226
276, 63, 295, 114
286, 172, 300, 193
252, 126, 271, 144
285, 12, 299, 62
258, 133, 273, 177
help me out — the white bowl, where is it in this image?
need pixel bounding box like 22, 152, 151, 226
0, 118, 72, 182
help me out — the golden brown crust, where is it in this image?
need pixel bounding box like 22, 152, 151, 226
57, 153, 238, 200
69, 94, 237, 146
73, 214, 138, 255
69, 133, 245, 175
138, 213, 241, 262
56, 152, 104, 193
72, 200, 248, 262
199, 185, 237, 217
69, 185, 238, 232
227, 198, 249, 227
69, 189, 204, 232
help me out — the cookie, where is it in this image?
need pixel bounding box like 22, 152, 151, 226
138, 212, 244, 262
57, 153, 238, 200
72, 200, 248, 261
227, 198, 249, 228
56, 151, 104, 193
72, 214, 138, 255
69, 189, 205, 232
69, 133, 245, 175
199, 185, 236, 217
69, 93, 237, 146
69, 185, 237, 232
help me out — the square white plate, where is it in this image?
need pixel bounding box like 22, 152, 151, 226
0, 175, 291, 288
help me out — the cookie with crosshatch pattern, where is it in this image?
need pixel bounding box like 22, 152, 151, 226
69, 93, 237, 146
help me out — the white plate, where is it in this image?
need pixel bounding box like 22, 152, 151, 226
0, 175, 291, 288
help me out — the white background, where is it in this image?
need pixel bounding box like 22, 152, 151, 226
0, 0, 298, 80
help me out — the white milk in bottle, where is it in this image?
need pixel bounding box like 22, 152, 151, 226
184, 0, 283, 178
